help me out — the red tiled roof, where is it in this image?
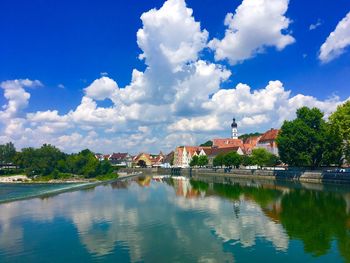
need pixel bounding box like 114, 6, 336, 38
185, 146, 199, 157
201, 148, 213, 155
259, 129, 279, 142
243, 136, 261, 146
212, 138, 243, 148
110, 152, 129, 160
242, 136, 261, 154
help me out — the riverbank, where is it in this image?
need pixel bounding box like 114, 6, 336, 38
0, 175, 32, 183
0, 171, 142, 184
0, 174, 118, 184
0, 172, 142, 204
120, 167, 350, 184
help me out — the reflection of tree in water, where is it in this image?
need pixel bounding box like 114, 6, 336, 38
111, 180, 130, 189
189, 178, 350, 262
279, 189, 350, 262
211, 183, 283, 208
189, 179, 209, 192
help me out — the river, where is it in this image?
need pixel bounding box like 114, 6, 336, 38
0, 175, 349, 262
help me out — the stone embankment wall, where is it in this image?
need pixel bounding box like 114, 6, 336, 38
119, 167, 350, 184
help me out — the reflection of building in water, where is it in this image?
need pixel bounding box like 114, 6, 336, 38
172, 178, 201, 198
233, 200, 240, 218
261, 199, 283, 223
136, 176, 151, 187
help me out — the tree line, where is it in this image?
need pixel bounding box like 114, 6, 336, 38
213, 148, 280, 168
0, 143, 115, 179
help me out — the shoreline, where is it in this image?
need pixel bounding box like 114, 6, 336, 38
0, 172, 142, 204
0, 174, 118, 184
120, 167, 350, 185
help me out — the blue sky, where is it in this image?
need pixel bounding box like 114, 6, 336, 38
0, 0, 350, 153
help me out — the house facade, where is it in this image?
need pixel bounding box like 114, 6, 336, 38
207, 146, 244, 166
109, 153, 133, 167
256, 128, 280, 156
133, 152, 164, 167
174, 146, 212, 168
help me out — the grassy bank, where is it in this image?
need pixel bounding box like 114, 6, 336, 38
1, 172, 119, 183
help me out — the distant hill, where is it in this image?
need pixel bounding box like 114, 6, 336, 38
199, 140, 213, 147
239, 132, 263, 141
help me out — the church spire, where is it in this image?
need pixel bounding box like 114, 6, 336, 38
231, 118, 238, 139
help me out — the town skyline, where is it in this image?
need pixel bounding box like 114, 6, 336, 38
1, 0, 350, 154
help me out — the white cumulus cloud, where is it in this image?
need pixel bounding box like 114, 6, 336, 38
209, 0, 295, 65
319, 11, 350, 63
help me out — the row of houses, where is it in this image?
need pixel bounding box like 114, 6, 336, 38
95, 151, 174, 168
174, 127, 279, 168
95, 119, 279, 169
95, 153, 133, 167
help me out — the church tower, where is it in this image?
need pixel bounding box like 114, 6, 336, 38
231, 118, 238, 139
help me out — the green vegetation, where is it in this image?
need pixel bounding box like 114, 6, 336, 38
241, 155, 253, 166
190, 156, 199, 167
250, 148, 280, 167
329, 101, 350, 163
223, 152, 241, 168
276, 107, 343, 167
213, 153, 225, 167
200, 140, 213, 147
0, 143, 116, 180
212, 148, 279, 168
190, 155, 209, 167
239, 132, 263, 141
280, 189, 350, 260
95, 173, 119, 181
190, 179, 209, 192
198, 155, 209, 167
0, 142, 16, 165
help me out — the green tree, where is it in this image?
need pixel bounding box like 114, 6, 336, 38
200, 140, 213, 147
37, 144, 66, 175
251, 148, 279, 167
0, 142, 16, 164
239, 132, 263, 141
14, 145, 113, 178
223, 152, 241, 168
69, 149, 100, 177
14, 147, 39, 176
241, 155, 253, 166
197, 155, 208, 167
213, 153, 225, 167
190, 155, 199, 167
329, 101, 350, 163
98, 159, 113, 175
276, 107, 339, 167
322, 123, 343, 166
